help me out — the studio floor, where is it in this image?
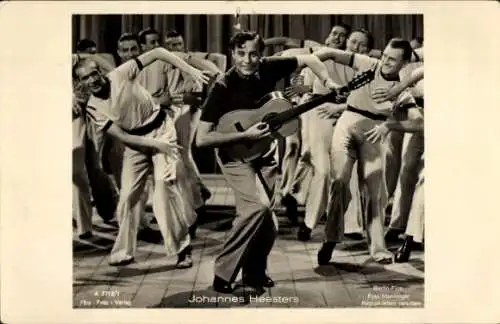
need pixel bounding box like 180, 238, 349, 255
73, 175, 424, 308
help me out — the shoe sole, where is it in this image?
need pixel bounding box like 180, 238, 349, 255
109, 258, 134, 266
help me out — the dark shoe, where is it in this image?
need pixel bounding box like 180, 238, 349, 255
201, 186, 212, 202
109, 257, 135, 266
243, 275, 275, 288
213, 275, 233, 293
395, 238, 413, 263
78, 231, 93, 240
344, 233, 364, 241
413, 241, 424, 251
282, 194, 298, 225
176, 255, 193, 269
384, 228, 404, 243
260, 275, 275, 288
103, 219, 118, 227
317, 242, 336, 265
297, 223, 312, 241
176, 245, 193, 269
137, 227, 162, 244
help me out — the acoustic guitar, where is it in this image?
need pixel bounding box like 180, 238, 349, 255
216, 68, 375, 162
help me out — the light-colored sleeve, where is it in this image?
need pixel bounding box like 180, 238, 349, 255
108, 58, 143, 82
301, 67, 315, 87
351, 53, 379, 73
412, 47, 424, 62
303, 39, 323, 48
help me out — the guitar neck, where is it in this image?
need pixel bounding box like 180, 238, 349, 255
272, 87, 346, 125
270, 69, 374, 127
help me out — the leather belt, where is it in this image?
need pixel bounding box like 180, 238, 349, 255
126, 109, 166, 136
346, 105, 387, 121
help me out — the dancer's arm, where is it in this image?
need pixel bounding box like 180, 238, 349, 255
111, 47, 210, 85
364, 107, 424, 143
106, 124, 181, 153
372, 66, 424, 103
73, 53, 115, 74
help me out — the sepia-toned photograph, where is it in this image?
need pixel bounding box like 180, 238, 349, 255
72, 13, 425, 308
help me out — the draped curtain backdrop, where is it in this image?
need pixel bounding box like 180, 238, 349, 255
72, 14, 423, 174
73, 14, 423, 57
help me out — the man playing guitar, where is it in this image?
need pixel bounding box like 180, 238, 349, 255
196, 31, 340, 294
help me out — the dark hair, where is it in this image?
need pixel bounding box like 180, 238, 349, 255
138, 28, 159, 44
117, 33, 140, 47
412, 37, 424, 44
229, 31, 265, 53
76, 38, 96, 53
387, 37, 413, 61
333, 23, 351, 35
165, 29, 182, 39
350, 28, 374, 50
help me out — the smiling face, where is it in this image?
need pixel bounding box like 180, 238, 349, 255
231, 38, 261, 76
346, 31, 370, 54
117, 39, 140, 62
381, 45, 406, 76
324, 25, 348, 49
74, 60, 106, 95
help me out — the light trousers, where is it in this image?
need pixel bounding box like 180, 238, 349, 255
278, 131, 301, 199
288, 114, 313, 205
383, 109, 408, 198
301, 105, 364, 234
171, 105, 207, 210
325, 110, 391, 261
72, 116, 93, 236
405, 163, 424, 243
110, 116, 196, 263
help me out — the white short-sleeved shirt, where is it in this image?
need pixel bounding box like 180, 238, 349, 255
86, 59, 162, 134
167, 65, 203, 95
346, 54, 417, 116
136, 60, 170, 102
312, 59, 355, 95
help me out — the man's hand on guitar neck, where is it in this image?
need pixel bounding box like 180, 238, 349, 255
243, 122, 272, 140
320, 78, 347, 103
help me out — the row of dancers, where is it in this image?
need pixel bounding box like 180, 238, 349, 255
72, 23, 424, 295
